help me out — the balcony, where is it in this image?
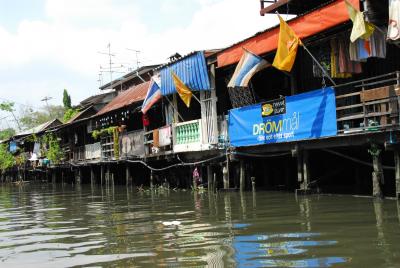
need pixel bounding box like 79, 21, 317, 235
144, 125, 172, 157
173, 119, 212, 153
85, 142, 101, 160
72, 146, 85, 162
335, 72, 400, 135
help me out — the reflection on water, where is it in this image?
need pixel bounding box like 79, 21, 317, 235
0, 184, 399, 267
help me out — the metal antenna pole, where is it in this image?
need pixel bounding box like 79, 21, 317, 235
108, 43, 113, 89
41, 96, 53, 115
98, 44, 116, 89
126, 48, 146, 82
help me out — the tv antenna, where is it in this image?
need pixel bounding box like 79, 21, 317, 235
126, 48, 145, 82
98, 43, 116, 89
41, 96, 53, 115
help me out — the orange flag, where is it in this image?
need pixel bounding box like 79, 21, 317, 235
272, 15, 302, 72
171, 71, 193, 108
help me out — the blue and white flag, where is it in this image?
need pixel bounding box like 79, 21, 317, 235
141, 76, 162, 114
228, 49, 271, 88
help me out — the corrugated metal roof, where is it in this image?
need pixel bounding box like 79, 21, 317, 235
96, 81, 150, 116
160, 51, 211, 96
14, 119, 62, 137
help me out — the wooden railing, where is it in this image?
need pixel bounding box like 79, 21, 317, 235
85, 142, 101, 160
72, 146, 85, 162
335, 72, 400, 134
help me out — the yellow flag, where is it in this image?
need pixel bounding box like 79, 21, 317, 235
171, 71, 193, 108
272, 15, 302, 72
345, 0, 375, 42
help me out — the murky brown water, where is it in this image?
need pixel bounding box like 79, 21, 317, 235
0, 183, 399, 267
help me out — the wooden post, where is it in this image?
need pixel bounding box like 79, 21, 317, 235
52, 170, 56, 184
207, 166, 213, 191
239, 160, 245, 191
223, 164, 229, 189
251, 176, 256, 192
213, 172, 217, 192
301, 150, 310, 191
371, 145, 384, 198
106, 165, 110, 186
126, 164, 132, 186
90, 166, 95, 185
297, 150, 303, 185
100, 165, 104, 186
77, 168, 82, 184
150, 170, 154, 189
395, 151, 400, 199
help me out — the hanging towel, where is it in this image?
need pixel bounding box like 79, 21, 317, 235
388, 0, 400, 42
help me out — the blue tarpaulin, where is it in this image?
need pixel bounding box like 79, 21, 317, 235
228, 87, 338, 147
9, 141, 17, 153
160, 51, 211, 96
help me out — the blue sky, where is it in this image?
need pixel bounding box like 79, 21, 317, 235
0, 0, 278, 129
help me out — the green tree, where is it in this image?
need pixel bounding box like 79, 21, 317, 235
0, 144, 14, 172
43, 134, 64, 164
0, 128, 16, 141
19, 105, 65, 129
63, 108, 79, 123
0, 101, 22, 131
63, 89, 72, 109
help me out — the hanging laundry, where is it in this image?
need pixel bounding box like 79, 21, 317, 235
349, 27, 387, 61
330, 37, 362, 78
388, 0, 400, 42
338, 37, 362, 74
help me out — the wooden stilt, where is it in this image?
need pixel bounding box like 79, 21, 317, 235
126, 164, 132, 186
240, 160, 245, 191
91, 166, 95, 185
207, 166, 213, 191
52, 170, 56, 184
371, 145, 384, 198
150, 170, 154, 189
395, 150, 400, 199
296, 149, 313, 195
213, 172, 217, 192
297, 150, 303, 184
301, 150, 310, 190
223, 164, 229, 189
100, 165, 104, 186
251, 176, 256, 192
192, 168, 197, 190
76, 168, 81, 184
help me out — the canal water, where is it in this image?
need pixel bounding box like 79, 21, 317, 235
0, 184, 399, 267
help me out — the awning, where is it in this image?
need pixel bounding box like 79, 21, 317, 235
217, 0, 359, 68
160, 51, 211, 96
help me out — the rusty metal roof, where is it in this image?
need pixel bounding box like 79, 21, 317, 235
96, 81, 150, 116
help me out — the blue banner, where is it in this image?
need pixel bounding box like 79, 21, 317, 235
228, 87, 337, 147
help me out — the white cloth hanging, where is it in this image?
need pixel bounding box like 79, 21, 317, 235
388, 0, 400, 42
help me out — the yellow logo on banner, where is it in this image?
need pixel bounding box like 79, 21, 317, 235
261, 103, 274, 117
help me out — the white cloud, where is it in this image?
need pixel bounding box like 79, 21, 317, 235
0, 0, 278, 112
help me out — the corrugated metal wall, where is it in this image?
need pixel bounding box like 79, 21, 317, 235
160, 51, 211, 96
